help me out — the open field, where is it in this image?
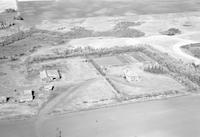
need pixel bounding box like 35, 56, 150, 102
1, 0, 200, 131
25, 57, 100, 85
36, 12, 200, 37
108, 65, 185, 96
32, 57, 100, 83
0, 61, 46, 119
117, 54, 138, 64
1, 1, 200, 137
0, 62, 42, 96
69, 37, 141, 49
52, 78, 117, 113
92, 52, 186, 99
130, 52, 155, 62
93, 56, 125, 67
178, 32, 200, 42
61, 58, 99, 82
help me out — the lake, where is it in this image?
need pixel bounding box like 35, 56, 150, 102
16, 0, 200, 24
39, 95, 200, 137
1, 95, 200, 137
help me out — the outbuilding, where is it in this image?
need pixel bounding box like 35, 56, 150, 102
46, 70, 61, 80
123, 68, 141, 82
19, 90, 34, 103
44, 84, 54, 91
40, 69, 61, 82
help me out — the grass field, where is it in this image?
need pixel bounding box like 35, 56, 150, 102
117, 54, 139, 64
93, 56, 124, 67
90, 51, 186, 99
52, 78, 117, 113
0, 62, 42, 96
107, 63, 185, 97
179, 32, 200, 42
62, 58, 99, 82
130, 52, 154, 62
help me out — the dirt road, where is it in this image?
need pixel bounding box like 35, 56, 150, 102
35, 78, 98, 137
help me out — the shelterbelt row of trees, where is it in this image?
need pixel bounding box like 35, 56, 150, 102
26, 44, 200, 91
141, 46, 200, 90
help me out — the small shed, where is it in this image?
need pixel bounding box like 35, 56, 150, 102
40, 69, 61, 82
46, 70, 61, 80
19, 90, 34, 103
44, 84, 54, 91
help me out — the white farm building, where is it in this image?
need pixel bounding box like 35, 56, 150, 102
19, 90, 34, 102
40, 69, 61, 82
123, 68, 141, 82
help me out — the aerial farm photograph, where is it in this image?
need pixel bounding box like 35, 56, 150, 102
0, 0, 200, 137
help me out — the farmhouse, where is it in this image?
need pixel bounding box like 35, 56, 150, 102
18, 90, 34, 103
123, 68, 141, 82
47, 70, 61, 80
40, 69, 61, 82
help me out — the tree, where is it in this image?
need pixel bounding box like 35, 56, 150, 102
160, 28, 181, 36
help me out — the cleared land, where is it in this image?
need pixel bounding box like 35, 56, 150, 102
0, 0, 200, 125
1, 0, 200, 137
109, 65, 185, 96
52, 78, 117, 114
0, 61, 46, 119
93, 56, 125, 67
178, 32, 200, 42
94, 53, 186, 98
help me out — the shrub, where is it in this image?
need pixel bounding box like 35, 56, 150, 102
160, 28, 181, 36
114, 21, 143, 30
14, 15, 24, 20
5, 8, 16, 13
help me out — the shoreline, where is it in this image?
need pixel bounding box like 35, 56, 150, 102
0, 91, 191, 122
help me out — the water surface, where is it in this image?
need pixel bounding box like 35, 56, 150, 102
40, 95, 200, 137
17, 0, 200, 24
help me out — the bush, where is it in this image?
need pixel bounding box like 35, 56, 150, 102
160, 28, 181, 36
114, 21, 143, 30
5, 8, 16, 13
14, 15, 24, 20
143, 62, 166, 74
66, 27, 94, 38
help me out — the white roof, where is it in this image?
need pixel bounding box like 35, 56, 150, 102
47, 70, 59, 78
44, 84, 54, 90
123, 68, 137, 77
40, 70, 48, 79
19, 95, 33, 102
23, 90, 32, 95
